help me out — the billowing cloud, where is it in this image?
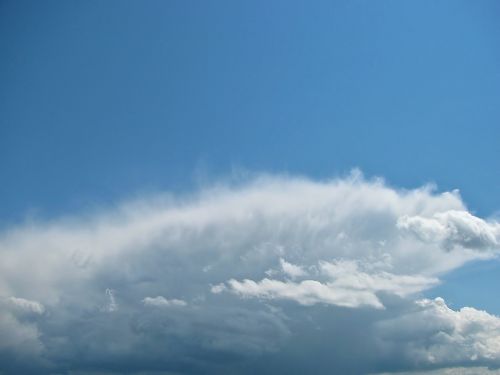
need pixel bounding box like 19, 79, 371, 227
376, 297, 500, 369
0, 172, 498, 374
397, 210, 500, 250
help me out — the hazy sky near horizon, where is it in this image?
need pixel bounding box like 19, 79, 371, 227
1, 1, 500, 374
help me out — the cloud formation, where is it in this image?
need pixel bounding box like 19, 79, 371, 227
143, 296, 187, 307
7, 297, 45, 315
378, 297, 500, 364
0, 172, 498, 374
397, 210, 500, 250
279, 258, 307, 278
214, 259, 439, 309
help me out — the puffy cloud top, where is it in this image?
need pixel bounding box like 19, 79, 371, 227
397, 210, 500, 250
377, 297, 500, 366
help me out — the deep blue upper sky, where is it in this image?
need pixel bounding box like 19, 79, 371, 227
1, 1, 499, 224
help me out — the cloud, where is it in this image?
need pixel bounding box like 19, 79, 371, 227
279, 258, 307, 278
0, 298, 47, 373
7, 297, 45, 315
378, 297, 500, 365
397, 210, 500, 250
104, 289, 118, 312
375, 368, 500, 375
0, 172, 499, 374
215, 260, 438, 308
319, 260, 439, 297
142, 296, 187, 307
213, 277, 385, 308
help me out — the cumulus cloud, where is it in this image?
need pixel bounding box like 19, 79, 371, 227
376, 297, 500, 371
397, 210, 500, 250
0, 172, 499, 374
215, 260, 439, 308
142, 296, 187, 307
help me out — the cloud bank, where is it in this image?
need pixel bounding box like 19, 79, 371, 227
0, 172, 499, 374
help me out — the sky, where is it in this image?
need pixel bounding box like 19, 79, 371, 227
0, 1, 500, 374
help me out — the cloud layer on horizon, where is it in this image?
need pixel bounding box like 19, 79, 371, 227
0, 172, 499, 374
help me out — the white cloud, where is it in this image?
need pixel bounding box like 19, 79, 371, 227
210, 284, 226, 294
0, 172, 498, 373
216, 259, 438, 308
319, 260, 439, 297
219, 277, 384, 308
0, 172, 486, 305
142, 296, 187, 307
280, 258, 307, 278
397, 210, 500, 250
377, 297, 500, 365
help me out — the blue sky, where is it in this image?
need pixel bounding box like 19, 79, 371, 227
1, 1, 500, 374
1, 0, 499, 220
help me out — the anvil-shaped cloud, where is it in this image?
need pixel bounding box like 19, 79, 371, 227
0, 172, 499, 374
